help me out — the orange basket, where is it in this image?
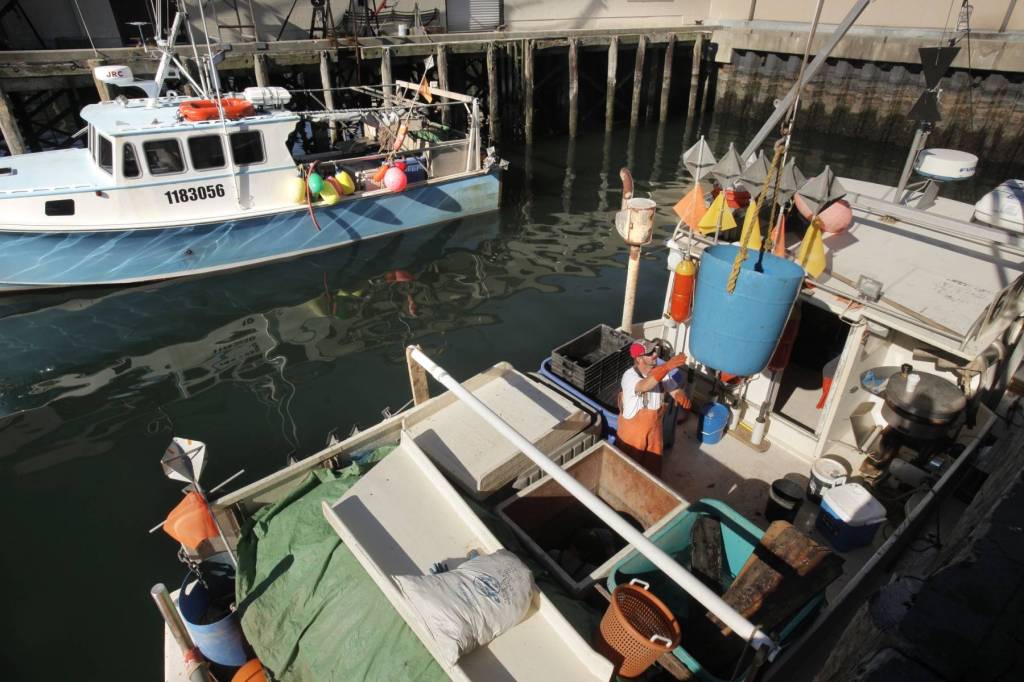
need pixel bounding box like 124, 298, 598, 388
595, 579, 681, 678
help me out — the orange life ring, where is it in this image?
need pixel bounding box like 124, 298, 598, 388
179, 98, 255, 122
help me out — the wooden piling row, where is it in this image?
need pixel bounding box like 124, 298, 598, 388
0, 30, 709, 155
688, 34, 705, 128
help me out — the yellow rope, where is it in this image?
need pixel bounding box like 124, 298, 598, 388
726, 143, 785, 294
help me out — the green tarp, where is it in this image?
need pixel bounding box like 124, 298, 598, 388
234, 451, 447, 682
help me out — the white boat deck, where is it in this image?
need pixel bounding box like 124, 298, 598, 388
321, 431, 615, 682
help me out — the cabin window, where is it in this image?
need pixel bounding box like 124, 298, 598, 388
122, 144, 140, 178
143, 139, 185, 175
45, 199, 75, 216
229, 131, 264, 165
97, 136, 113, 174
187, 135, 226, 170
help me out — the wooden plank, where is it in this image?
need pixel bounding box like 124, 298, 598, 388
86, 58, 111, 102
406, 345, 430, 406
605, 36, 618, 132
690, 516, 726, 593
629, 36, 646, 128
593, 584, 695, 680
711, 521, 843, 636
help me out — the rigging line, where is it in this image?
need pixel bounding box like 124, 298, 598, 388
71, 0, 98, 56
964, 0, 975, 134
940, 0, 957, 47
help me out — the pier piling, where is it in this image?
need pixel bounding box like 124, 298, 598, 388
659, 34, 675, 123
319, 51, 337, 144
436, 45, 450, 127
687, 34, 704, 127
569, 38, 579, 138
381, 47, 393, 100
0, 84, 25, 155
487, 43, 499, 144
524, 40, 534, 144
630, 36, 646, 128
606, 36, 619, 132
253, 53, 270, 88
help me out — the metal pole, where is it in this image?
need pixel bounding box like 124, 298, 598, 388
407, 346, 778, 655
151, 583, 212, 682
741, 0, 874, 159
894, 126, 928, 202
621, 245, 642, 331
1001, 0, 1018, 32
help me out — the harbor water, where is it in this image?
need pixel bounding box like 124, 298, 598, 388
0, 116, 1012, 679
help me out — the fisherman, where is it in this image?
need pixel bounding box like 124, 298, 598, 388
618, 340, 691, 477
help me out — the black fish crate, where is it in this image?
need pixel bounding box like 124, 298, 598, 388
550, 324, 633, 396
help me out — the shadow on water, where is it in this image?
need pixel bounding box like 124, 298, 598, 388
0, 115, 1013, 680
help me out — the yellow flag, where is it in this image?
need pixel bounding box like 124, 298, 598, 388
796, 221, 826, 277
697, 192, 737, 235
417, 74, 433, 103
739, 199, 762, 250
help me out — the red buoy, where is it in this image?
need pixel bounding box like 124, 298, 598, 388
670, 259, 697, 323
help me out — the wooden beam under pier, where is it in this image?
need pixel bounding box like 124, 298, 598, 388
436, 45, 450, 128
524, 39, 534, 144
0, 83, 26, 155
659, 34, 675, 123
487, 43, 499, 145
253, 53, 270, 88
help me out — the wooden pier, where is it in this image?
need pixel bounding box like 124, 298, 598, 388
0, 26, 712, 154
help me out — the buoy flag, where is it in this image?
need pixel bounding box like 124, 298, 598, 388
796, 223, 827, 278
739, 199, 762, 250
697, 192, 737, 235
673, 185, 707, 230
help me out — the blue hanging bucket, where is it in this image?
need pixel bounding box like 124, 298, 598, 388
700, 402, 730, 445
690, 245, 804, 377
177, 567, 249, 667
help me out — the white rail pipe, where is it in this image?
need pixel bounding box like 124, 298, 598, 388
407, 345, 778, 655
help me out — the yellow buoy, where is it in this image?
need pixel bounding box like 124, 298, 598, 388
319, 180, 340, 206
284, 176, 306, 203
336, 171, 356, 195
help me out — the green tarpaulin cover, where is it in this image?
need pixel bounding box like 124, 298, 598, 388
234, 450, 447, 682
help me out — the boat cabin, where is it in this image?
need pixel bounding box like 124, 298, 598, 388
0, 82, 482, 231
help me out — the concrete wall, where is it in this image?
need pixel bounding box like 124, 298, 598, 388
503, 0, 710, 31
709, 0, 1024, 32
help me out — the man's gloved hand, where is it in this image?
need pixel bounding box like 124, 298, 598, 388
650, 353, 688, 381
674, 392, 692, 410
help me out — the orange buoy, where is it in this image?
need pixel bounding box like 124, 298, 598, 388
231, 659, 268, 682
163, 492, 219, 552
179, 98, 255, 122
372, 164, 390, 184
392, 122, 409, 151
669, 259, 697, 323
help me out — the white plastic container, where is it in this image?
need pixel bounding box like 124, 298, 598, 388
816, 483, 887, 552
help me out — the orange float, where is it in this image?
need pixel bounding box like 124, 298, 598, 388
669, 259, 697, 323
163, 492, 219, 552
179, 98, 255, 122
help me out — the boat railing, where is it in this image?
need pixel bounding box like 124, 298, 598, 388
404, 345, 780, 657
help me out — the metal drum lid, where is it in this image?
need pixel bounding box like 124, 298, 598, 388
885, 371, 965, 422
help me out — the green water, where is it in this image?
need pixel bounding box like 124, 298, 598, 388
0, 117, 1011, 680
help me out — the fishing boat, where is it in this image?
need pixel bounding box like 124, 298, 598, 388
149, 7, 1024, 682
0, 10, 501, 292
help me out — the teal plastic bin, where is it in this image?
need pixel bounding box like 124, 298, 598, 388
606, 499, 823, 681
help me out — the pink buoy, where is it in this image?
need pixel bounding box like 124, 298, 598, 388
794, 195, 853, 234
394, 160, 407, 172
383, 167, 408, 192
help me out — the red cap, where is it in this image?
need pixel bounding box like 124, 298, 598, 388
629, 341, 657, 358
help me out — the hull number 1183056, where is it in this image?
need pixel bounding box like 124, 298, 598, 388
164, 184, 226, 205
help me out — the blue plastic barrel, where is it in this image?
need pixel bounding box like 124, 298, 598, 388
690, 245, 804, 377
178, 569, 249, 667
700, 402, 729, 444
